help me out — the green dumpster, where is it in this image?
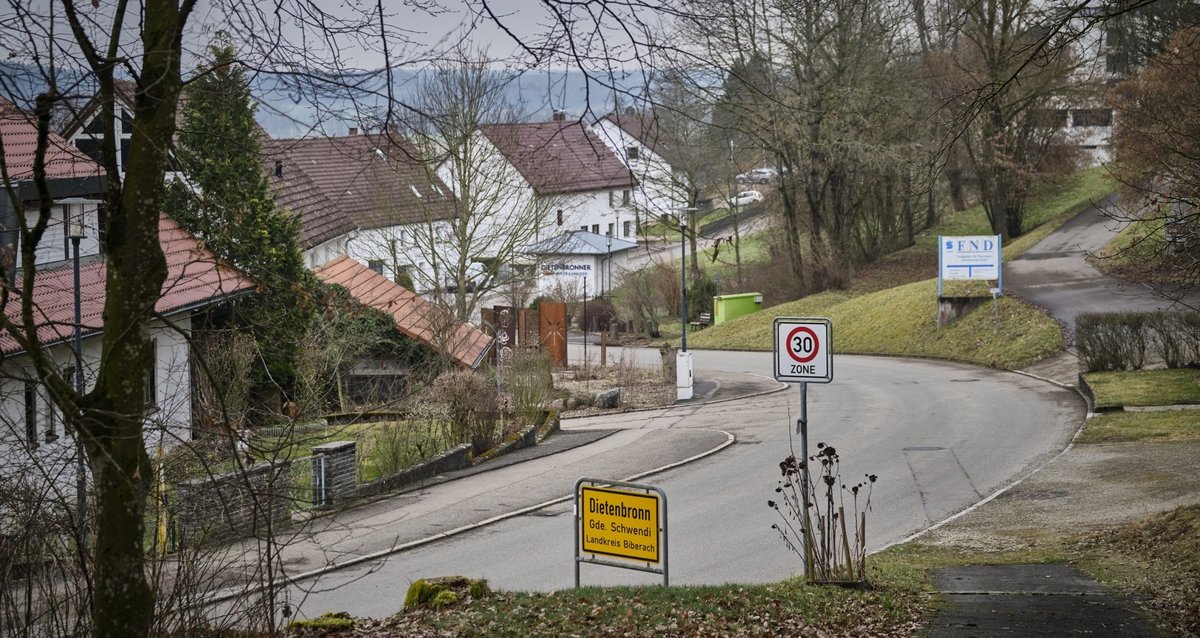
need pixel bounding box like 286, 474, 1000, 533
713, 292, 763, 326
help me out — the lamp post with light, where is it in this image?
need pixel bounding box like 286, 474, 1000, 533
67, 207, 87, 535
666, 206, 697, 400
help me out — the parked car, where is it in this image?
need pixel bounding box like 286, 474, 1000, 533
736, 167, 777, 184
730, 190, 764, 207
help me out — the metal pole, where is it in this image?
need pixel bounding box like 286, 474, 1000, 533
797, 382, 812, 579
72, 234, 86, 537
680, 220, 687, 352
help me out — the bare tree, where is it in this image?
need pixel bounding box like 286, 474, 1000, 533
396, 49, 565, 322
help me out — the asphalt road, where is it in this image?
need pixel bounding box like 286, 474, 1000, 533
287, 350, 1081, 618
1005, 195, 1200, 331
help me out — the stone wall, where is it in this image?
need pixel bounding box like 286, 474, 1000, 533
312, 441, 356, 507
174, 462, 291, 548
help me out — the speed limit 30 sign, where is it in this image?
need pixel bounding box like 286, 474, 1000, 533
773, 317, 832, 383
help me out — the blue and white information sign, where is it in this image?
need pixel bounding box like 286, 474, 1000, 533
938, 235, 1002, 295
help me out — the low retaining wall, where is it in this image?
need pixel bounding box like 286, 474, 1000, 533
357, 444, 473, 499
174, 462, 291, 548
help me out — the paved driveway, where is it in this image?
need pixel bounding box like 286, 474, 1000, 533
1005, 194, 1200, 333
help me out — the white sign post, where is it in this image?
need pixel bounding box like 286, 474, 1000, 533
772, 317, 833, 579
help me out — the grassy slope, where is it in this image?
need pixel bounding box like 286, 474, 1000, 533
686, 168, 1113, 368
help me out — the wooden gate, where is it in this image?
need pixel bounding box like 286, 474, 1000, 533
539, 302, 568, 367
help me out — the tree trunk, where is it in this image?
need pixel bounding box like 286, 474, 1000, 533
81, 2, 187, 635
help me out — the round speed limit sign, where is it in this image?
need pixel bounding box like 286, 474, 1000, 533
773, 318, 832, 383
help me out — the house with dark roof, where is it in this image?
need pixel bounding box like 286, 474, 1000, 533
1, 101, 256, 477
591, 108, 688, 230
465, 117, 640, 245
262, 132, 459, 292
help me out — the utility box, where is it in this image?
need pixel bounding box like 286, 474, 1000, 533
713, 292, 764, 326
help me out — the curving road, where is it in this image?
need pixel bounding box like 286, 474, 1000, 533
285, 350, 1081, 618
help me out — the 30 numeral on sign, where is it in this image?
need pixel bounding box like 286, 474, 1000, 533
787, 326, 819, 363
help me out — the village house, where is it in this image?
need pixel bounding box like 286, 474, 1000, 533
590, 108, 689, 232
0, 100, 256, 491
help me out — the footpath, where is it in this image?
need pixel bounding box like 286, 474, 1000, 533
209, 368, 783, 599
921, 349, 1198, 636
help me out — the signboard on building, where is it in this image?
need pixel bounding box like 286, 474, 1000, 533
542, 262, 592, 277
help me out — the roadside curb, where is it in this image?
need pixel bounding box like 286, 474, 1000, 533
201, 429, 737, 608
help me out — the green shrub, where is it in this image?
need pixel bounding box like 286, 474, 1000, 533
468, 578, 490, 599
1076, 312, 1149, 371
431, 370, 499, 454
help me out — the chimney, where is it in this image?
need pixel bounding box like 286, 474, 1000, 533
274, 159, 283, 178
552, 110, 566, 122
348, 126, 358, 136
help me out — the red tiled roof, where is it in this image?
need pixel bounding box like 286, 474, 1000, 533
0, 215, 257, 355
480, 121, 636, 196
263, 134, 456, 236
1, 98, 104, 182
313, 256, 491, 369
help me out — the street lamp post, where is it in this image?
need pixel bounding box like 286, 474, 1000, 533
667, 207, 697, 400
67, 207, 87, 536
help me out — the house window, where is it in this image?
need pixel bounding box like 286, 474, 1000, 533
622, 190, 630, 206
556, 209, 563, 226
368, 259, 386, 275
608, 191, 614, 207
581, 225, 589, 232
25, 381, 37, 450
145, 339, 157, 410
592, 224, 600, 234
623, 220, 632, 237
626, 146, 640, 161
1073, 108, 1113, 127
607, 223, 614, 236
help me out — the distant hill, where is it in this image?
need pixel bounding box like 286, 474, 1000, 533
252, 67, 650, 139
0, 62, 649, 140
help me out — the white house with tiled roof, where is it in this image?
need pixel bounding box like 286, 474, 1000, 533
0, 101, 256, 487
467, 117, 640, 244
262, 132, 460, 293
591, 109, 688, 230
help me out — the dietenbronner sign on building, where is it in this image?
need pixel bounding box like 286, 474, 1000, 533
574, 478, 668, 587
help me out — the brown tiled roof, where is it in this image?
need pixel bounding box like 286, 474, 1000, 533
0, 215, 257, 355
480, 121, 636, 196
600, 110, 687, 167
313, 256, 491, 369
262, 134, 456, 236
1, 98, 104, 181
260, 149, 358, 249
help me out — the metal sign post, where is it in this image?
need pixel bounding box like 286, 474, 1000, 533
772, 317, 834, 579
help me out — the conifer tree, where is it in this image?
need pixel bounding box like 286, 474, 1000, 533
167, 34, 314, 399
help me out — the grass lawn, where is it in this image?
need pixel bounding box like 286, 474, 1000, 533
1077, 409, 1200, 443
678, 168, 1115, 368
688, 278, 1063, 369
1084, 368, 1200, 409
318, 504, 1198, 637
